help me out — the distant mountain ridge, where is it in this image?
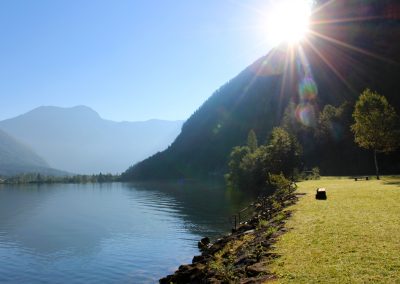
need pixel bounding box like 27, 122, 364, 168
0, 106, 183, 174
122, 0, 400, 180
0, 128, 67, 176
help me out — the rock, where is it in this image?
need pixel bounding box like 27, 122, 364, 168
192, 255, 206, 263
238, 223, 254, 232
198, 237, 210, 250
246, 263, 268, 277
207, 239, 227, 254
235, 255, 257, 266
201, 237, 210, 245
160, 264, 206, 284
260, 241, 271, 248
178, 264, 189, 271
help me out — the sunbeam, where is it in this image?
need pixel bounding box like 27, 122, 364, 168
303, 37, 355, 93
308, 30, 395, 64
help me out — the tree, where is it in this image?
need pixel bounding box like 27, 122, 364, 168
226, 127, 302, 190
247, 129, 258, 152
351, 89, 399, 179
266, 127, 302, 178
316, 102, 352, 143
226, 146, 251, 188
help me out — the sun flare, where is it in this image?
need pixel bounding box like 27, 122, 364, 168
266, 0, 312, 45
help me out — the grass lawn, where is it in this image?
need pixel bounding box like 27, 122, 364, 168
269, 176, 400, 283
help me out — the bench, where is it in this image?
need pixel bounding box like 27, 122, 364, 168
352, 176, 369, 181
316, 188, 327, 200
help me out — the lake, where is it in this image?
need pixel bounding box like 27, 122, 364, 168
0, 181, 254, 283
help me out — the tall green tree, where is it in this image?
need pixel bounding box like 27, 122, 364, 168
351, 89, 399, 179
316, 102, 352, 143
226, 146, 251, 188
247, 129, 258, 152
226, 127, 302, 190
266, 127, 302, 178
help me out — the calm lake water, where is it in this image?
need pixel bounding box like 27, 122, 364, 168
0, 181, 254, 283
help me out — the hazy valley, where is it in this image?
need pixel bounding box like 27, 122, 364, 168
0, 106, 183, 175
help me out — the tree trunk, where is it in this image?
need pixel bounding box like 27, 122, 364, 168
373, 149, 379, 180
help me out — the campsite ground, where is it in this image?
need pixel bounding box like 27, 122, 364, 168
269, 176, 400, 283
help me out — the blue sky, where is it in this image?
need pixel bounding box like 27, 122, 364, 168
1, 0, 278, 121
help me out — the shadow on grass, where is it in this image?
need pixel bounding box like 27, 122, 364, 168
383, 181, 400, 187
381, 177, 400, 187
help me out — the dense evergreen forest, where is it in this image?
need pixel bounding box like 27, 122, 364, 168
122, 0, 400, 181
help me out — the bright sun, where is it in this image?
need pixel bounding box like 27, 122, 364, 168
266, 0, 312, 45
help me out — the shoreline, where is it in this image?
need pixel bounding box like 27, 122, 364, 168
160, 186, 299, 283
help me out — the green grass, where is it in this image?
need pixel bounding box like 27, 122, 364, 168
269, 176, 400, 283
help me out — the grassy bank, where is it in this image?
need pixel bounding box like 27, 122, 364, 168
270, 176, 400, 283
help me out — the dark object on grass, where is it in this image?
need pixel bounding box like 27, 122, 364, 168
316, 188, 327, 200
353, 176, 369, 181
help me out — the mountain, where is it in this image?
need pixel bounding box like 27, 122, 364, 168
0, 129, 66, 176
122, 0, 400, 180
122, 52, 293, 180
0, 106, 183, 174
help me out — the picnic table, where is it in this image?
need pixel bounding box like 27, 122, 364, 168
352, 176, 369, 181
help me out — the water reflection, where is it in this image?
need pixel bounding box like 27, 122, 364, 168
128, 180, 255, 238
0, 181, 255, 283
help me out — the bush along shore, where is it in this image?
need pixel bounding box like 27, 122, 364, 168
160, 177, 298, 283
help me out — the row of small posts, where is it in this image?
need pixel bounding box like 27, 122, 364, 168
230, 205, 254, 231
230, 184, 296, 231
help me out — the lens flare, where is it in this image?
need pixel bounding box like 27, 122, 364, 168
294, 46, 318, 127
298, 76, 318, 101
295, 103, 316, 127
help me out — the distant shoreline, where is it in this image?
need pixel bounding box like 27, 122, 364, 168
0, 173, 119, 185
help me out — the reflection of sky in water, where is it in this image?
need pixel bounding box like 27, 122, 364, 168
0, 182, 253, 283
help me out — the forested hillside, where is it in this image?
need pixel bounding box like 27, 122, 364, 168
123, 0, 400, 180
0, 129, 65, 176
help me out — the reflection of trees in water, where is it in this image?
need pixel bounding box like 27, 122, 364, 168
126, 180, 258, 238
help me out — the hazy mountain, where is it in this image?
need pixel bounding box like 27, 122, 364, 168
122, 0, 400, 180
0, 129, 66, 176
0, 106, 183, 174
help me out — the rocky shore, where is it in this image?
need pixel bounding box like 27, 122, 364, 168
160, 184, 298, 283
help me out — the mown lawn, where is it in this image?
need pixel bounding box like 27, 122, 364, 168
269, 176, 400, 283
